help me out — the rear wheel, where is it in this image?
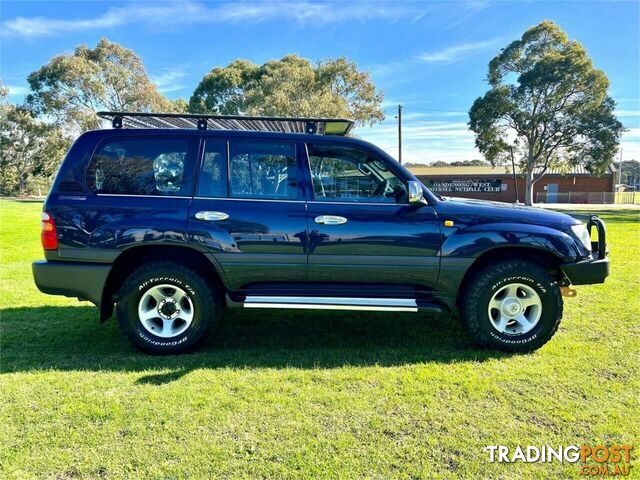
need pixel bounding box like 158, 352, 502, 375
460, 259, 563, 352
116, 261, 220, 354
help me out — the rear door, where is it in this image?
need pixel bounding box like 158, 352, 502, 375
53, 134, 198, 262
187, 136, 308, 290
304, 142, 441, 289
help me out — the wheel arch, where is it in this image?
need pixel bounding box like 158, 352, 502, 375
99, 245, 226, 321
455, 246, 565, 308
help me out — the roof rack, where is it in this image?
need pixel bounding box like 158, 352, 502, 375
96, 111, 354, 136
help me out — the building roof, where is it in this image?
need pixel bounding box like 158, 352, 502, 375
409, 164, 616, 176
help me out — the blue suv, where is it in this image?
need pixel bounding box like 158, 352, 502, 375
33, 112, 609, 354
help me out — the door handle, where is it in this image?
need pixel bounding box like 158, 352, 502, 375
195, 211, 229, 221
315, 215, 347, 225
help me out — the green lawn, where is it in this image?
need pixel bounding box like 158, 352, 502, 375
0, 199, 638, 479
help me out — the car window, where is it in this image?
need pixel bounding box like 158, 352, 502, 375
196, 139, 228, 197
307, 144, 407, 203
229, 141, 297, 200
87, 137, 197, 196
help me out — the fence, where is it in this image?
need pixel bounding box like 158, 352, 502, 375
536, 191, 639, 204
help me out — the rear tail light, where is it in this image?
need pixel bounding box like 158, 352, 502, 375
41, 212, 58, 250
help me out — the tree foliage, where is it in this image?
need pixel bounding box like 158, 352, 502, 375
403, 160, 489, 168
189, 55, 384, 126
26, 38, 177, 132
614, 160, 640, 187
1, 86, 71, 195
430, 159, 489, 167
469, 21, 624, 204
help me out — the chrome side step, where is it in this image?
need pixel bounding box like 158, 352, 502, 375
242, 296, 419, 312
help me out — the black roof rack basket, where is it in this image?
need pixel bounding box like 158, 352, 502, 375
97, 111, 354, 136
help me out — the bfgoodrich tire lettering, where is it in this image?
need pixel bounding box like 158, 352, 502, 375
460, 259, 563, 353
116, 261, 220, 354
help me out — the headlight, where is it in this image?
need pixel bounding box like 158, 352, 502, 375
571, 224, 592, 251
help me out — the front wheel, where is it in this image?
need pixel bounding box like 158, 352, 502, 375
460, 259, 563, 353
116, 261, 220, 354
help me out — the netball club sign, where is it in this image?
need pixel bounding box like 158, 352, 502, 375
428, 178, 504, 193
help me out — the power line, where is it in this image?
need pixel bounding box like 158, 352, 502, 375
404, 107, 468, 114
400, 147, 434, 162
382, 105, 468, 114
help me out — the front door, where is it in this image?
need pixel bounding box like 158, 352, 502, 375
188, 137, 307, 290
304, 142, 441, 290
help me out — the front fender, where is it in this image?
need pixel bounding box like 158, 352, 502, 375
433, 222, 585, 300
441, 222, 584, 260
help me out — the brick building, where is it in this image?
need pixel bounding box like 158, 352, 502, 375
409, 164, 616, 203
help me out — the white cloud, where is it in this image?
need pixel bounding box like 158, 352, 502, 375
3, 7, 137, 37
355, 118, 481, 164
401, 111, 467, 120
444, 1, 491, 30
369, 37, 501, 86
150, 70, 188, 94
623, 127, 640, 137
615, 110, 640, 118
620, 129, 640, 159
3, 2, 427, 38
420, 39, 500, 63
4, 85, 29, 96
361, 121, 473, 139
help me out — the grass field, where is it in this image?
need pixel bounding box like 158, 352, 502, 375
0, 199, 638, 479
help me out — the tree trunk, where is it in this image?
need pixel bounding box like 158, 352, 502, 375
524, 169, 534, 206
16, 161, 28, 195
17, 173, 27, 195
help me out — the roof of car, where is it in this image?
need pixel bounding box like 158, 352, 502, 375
86, 126, 375, 146
97, 111, 355, 136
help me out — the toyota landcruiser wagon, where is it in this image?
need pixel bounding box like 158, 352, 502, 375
33, 112, 609, 354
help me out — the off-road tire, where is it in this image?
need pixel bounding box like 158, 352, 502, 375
116, 261, 220, 354
460, 259, 563, 353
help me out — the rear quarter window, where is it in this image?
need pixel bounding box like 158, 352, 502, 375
86, 136, 198, 196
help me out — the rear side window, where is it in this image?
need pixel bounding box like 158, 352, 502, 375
229, 141, 297, 200
196, 139, 228, 197
86, 137, 198, 196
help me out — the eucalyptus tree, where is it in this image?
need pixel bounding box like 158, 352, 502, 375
0, 86, 70, 195
469, 21, 623, 205
26, 38, 177, 132
190, 55, 384, 126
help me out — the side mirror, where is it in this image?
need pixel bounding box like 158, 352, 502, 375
408, 180, 424, 204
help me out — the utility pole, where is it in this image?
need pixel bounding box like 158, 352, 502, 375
397, 104, 403, 164
618, 148, 623, 191
510, 147, 519, 203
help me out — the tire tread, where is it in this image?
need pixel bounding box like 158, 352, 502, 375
460, 259, 563, 352
116, 261, 220, 354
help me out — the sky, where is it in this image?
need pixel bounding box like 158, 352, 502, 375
1, 0, 639, 164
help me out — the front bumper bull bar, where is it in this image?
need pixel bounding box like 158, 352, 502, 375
560, 215, 609, 285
